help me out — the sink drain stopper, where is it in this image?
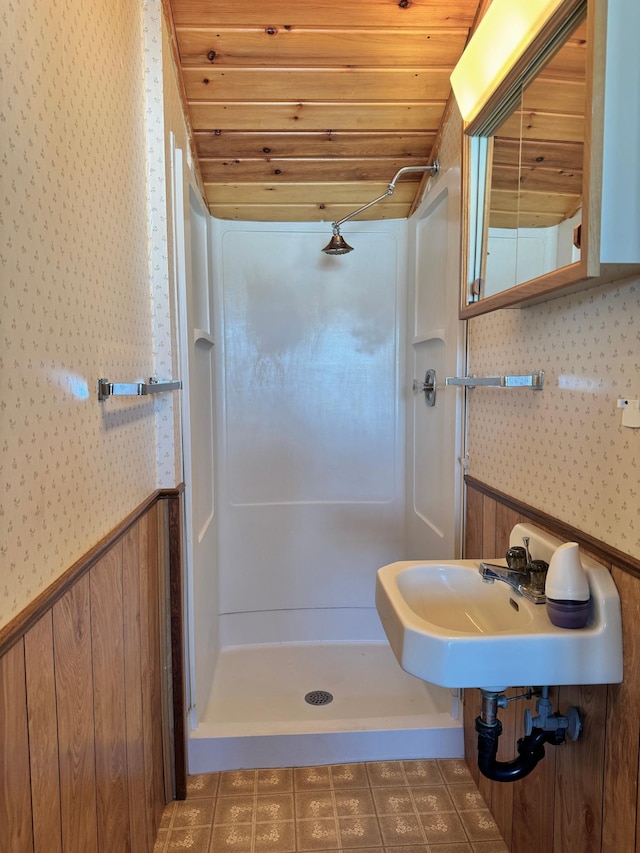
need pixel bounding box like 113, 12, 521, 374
304, 690, 333, 706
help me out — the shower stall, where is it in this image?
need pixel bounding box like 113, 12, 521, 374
176, 155, 465, 773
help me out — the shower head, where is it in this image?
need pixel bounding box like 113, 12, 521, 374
320, 162, 439, 255
322, 228, 354, 255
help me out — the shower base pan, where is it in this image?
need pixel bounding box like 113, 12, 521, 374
188, 640, 463, 773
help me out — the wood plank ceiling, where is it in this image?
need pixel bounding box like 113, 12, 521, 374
164, 0, 482, 222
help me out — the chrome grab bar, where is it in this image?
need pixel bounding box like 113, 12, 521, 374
445, 371, 544, 390
97, 377, 182, 401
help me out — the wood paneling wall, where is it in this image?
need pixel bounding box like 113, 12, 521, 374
464, 478, 640, 853
0, 495, 177, 853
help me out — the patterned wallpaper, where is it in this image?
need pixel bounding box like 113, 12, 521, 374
0, 0, 182, 628
152, 7, 191, 486
467, 277, 640, 559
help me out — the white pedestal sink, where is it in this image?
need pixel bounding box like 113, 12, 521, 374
375, 524, 623, 690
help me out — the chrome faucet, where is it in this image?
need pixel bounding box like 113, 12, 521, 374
479, 541, 548, 604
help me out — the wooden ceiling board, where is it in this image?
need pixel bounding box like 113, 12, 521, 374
182, 67, 454, 102
207, 201, 413, 222
199, 156, 435, 183
175, 28, 469, 68
492, 164, 582, 195
193, 131, 436, 159
205, 181, 420, 205
489, 210, 569, 229
188, 102, 446, 133
169, 0, 478, 29
498, 112, 584, 144
493, 138, 584, 172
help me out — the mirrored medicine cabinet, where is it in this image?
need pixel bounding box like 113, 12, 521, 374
457, 0, 640, 318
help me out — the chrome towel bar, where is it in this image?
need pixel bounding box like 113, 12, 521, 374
414, 369, 545, 406
445, 371, 544, 390
97, 377, 182, 402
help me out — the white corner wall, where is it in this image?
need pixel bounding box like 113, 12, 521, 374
210, 219, 409, 646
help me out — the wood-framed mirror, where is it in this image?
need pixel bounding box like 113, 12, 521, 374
456, 0, 640, 318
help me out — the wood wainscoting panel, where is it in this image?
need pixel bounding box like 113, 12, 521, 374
464, 482, 484, 559
139, 501, 168, 839
0, 640, 33, 853
490, 686, 519, 847
481, 494, 497, 559
123, 523, 151, 853
495, 504, 522, 556
554, 684, 607, 853
24, 613, 63, 853
90, 544, 131, 853
510, 692, 557, 853
53, 575, 99, 853
0, 493, 180, 853
602, 567, 640, 853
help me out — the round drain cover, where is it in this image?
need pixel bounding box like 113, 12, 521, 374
304, 690, 333, 706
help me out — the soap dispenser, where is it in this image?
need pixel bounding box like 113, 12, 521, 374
545, 542, 590, 629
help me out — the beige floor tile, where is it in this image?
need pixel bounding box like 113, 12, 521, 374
371, 786, 416, 815
385, 847, 438, 853
331, 763, 370, 789
411, 785, 456, 814
334, 789, 376, 817
160, 803, 175, 829
378, 813, 426, 847
210, 823, 254, 853
448, 783, 487, 813
165, 826, 211, 852
296, 817, 340, 850
420, 810, 469, 845
257, 767, 295, 792
173, 798, 216, 828
187, 773, 220, 799
256, 793, 295, 822
214, 794, 256, 825
154, 828, 168, 852
337, 815, 382, 848
218, 769, 259, 797
295, 791, 338, 820
294, 765, 333, 792
366, 761, 407, 788
401, 759, 445, 786
253, 820, 297, 852
436, 759, 475, 786
429, 844, 473, 852
299, 849, 383, 853
458, 808, 503, 842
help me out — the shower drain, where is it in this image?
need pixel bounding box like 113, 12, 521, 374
304, 690, 334, 706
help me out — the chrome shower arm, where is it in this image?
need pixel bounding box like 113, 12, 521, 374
387, 163, 439, 191
331, 162, 439, 230
332, 189, 394, 230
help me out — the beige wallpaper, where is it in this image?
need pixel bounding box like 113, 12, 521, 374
467, 276, 640, 558
0, 1, 183, 628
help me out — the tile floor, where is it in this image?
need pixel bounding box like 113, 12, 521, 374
154, 759, 508, 853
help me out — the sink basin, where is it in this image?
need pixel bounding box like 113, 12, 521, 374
375, 524, 623, 690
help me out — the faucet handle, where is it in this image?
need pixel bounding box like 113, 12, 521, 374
506, 546, 527, 570
528, 559, 549, 594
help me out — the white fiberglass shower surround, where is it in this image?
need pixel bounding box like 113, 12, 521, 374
177, 156, 464, 773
